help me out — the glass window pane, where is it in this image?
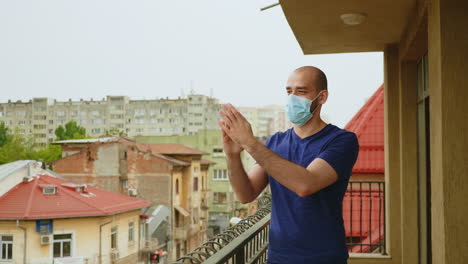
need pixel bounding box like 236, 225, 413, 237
2, 235, 13, 242
54, 234, 72, 240
7, 244, 12, 260
111, 233, 117, 249
63, 241, 71, 257
53, 242, 61, 258
2, 244, 6, 259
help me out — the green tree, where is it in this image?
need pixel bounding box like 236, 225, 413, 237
0, 127, 62, 165
104, 128, 126, 137
55, 121, 87, 140
0, 121, 8, 147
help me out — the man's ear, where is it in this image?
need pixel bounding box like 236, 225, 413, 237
319, 90, 329, 104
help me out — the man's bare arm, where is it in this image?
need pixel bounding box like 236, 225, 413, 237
244, 141, 337, 197
226, 153, 268, 204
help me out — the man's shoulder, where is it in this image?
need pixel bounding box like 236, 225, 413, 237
266, 128, 292, 142
327, 124, 357, 140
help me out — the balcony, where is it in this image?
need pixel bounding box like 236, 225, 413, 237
173, 181, 386, 263
173, 194, 271, 264
201, 198, 209, 211
173, 225, 190, 240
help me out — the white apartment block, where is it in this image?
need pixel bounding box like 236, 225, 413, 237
238, 105, 290, 140
0, 94, 220, 145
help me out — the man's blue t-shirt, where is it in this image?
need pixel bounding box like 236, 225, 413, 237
265, 124, 359, 264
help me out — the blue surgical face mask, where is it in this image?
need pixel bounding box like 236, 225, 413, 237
285, 92, 322, 126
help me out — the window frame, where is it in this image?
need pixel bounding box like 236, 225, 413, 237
52, 232, 73, 259
128, 222, 135, 243
111, 226, 118, 249
0, 235, 13, 261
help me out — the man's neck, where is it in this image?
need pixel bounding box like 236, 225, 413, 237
293, 116, 327, 139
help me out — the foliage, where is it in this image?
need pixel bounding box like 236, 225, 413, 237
0, 121, 8, 147
0, 127, 62, 165
104, 128, 126, 137
55, 121, 87, 140
0, 120, 95, 165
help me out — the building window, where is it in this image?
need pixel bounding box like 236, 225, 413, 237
0, 235, 13, 261
134, 109, 146, 116
193, 177, 198, 191
43, 186, 57, 194
213, 192, 227, 204
128, 222, 134, 242
111, 226, 118, 249
53, 234, 72, 258
135, 118, 145, 124
175, 179, 179, 195
213, 169, 228, 180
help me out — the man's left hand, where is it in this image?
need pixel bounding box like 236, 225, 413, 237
219, 104, 257, 150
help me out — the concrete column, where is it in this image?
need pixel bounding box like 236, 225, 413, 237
398, 61, 419, 264
428, 0, 468, 263
383, 44, 402, 261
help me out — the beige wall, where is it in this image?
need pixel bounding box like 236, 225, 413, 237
427, 0, 468, 263
0, 210, 141, 264
350, 1, 468, 263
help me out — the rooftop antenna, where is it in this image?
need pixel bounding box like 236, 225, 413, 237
190, 80, 195, 94
260, 2, 280, 11
181, 88, 185, 98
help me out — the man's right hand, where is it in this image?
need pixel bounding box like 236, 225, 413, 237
218, 121, 243, 156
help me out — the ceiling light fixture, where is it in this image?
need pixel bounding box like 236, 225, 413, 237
340, 13, 367, 25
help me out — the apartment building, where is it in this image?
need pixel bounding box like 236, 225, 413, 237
51, 137, 212, 261
0, 94, 220, 145
135, 129, 265, 238
238, 105, 290, 140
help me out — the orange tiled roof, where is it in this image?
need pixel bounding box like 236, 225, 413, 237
345, 85, 384, 174
0, 175, 151, 219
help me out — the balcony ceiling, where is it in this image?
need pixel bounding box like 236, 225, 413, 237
279, 0, 416, 54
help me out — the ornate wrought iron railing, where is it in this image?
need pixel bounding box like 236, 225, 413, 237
173, 193, 272, 264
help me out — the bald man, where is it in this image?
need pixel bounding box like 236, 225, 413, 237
219, 66, 359, 264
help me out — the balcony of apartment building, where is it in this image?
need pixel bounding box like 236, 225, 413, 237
170, 1, 468, 263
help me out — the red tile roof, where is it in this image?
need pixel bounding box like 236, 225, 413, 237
345, 85, 384, 174
137, 143, 207, 156
0, 175, 151, 219
200, 159, 216, 165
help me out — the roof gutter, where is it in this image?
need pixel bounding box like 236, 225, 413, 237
16, 219, 27, 264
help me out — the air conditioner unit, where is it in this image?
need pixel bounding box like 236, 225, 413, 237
40, 234, 52, 245
110, 250, 120, 261
128, 188, 137, 196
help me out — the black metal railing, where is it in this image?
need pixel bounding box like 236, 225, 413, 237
173, 193, 271, 264
344, 181, 386, 254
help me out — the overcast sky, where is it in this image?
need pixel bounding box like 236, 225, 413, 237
0, 0, 383, 128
